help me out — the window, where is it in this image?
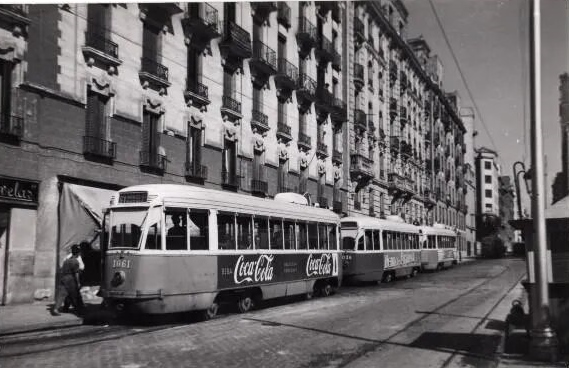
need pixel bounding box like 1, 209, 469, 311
270, 219, 284, 250
166, 210, 187, 250
308, 222, 318, 250
236, 214, 253, 250
485, 175, 492, 184
0, 60, 13, 127
187, 47, 202, 91
297, 222, 308, 250
189, 210, 209, 250
144, 207, 163, 250
318, 224, 328, 249
278, 160, 289, 193
86, 89, 109, 144
142, 110, 161, 162
186, 125, 202, 174
485, 189, 492, 198
254, 217, 269, 249
485, 203, 493, 211
284, 220, 295, 249
142, 20, 161, 64
222, 139, 237, 186
253, 150, 265, 186
373, 230, 380, 250
382, 231, 388, 250
357, 234, 365, 251
218, 213, 235, 250
328, 225, 337, 250
299, 168, 308, 194
484, 161, 492, 170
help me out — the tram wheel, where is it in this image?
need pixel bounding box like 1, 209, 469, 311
320, 283, 333, 297
237, 295, 254, 313
383, 272, 393, 283
202, 303, 219, 320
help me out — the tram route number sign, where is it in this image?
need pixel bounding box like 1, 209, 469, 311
217, 253, 338, 289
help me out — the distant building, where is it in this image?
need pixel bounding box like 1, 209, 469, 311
461, 107, 476, 256
552, 73, 569, 204
475, 147, 501, 217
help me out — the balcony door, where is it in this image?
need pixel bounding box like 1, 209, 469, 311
187, 125, 202, 172
142, 110, 160, 162
223, 139, 237, 184
142, 21, 161, 64
87, 4, 109, 38
0, 61, 11, 125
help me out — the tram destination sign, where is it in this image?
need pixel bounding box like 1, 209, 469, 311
217, 253, 339, 289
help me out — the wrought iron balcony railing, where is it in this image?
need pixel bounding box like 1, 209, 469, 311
316, 142, 328, 156
296, 73, 316, 103
186, 80, 209, 100
85, 31, 118, 59
222, 95, 242, 114
139, 151, 167, 172
298, 132, 312, 149
251, 179, 268, 195
83, 136, 117, 159
251, 40, 277, 74
251, 109, 269, 132
275, 58, 298, 90
221, 21, 252, 59
185, 162, 208, 180
141, 57, 168, 81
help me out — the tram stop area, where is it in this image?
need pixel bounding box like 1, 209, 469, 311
510, 195, 569, 363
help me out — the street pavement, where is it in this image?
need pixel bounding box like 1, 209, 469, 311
0, 258, 563, 368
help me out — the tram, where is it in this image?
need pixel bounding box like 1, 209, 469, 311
99, 184, 341, 319
419, 224, 458, 271
340, 216, 422, 283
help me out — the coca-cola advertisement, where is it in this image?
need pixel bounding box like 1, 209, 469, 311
217, 253, 339, 289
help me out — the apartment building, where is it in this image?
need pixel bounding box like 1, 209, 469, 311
0, 2, 349, 304
347, 1, 469, 243
460, 107, 477, 256
475, 147, 501, 216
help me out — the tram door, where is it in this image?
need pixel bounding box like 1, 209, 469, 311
0, 206, 10, 305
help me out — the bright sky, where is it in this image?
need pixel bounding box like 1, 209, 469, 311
404, 0, 569, 210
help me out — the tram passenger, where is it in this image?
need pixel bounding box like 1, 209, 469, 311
167, 214, 187, 250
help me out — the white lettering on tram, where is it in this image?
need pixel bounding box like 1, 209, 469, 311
306, 253, 333, 277
234, 255, 275, 284
384, 253, 418, 269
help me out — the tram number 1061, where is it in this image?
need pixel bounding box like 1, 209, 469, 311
112, 258, 131, 269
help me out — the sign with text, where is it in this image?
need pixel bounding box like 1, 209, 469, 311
217, 253, 339, 289
0, 177, 39, 204
384, 251, 421, 270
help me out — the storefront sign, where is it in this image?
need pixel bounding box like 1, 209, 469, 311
218, 253, 339, 289
0, 177, 38, 204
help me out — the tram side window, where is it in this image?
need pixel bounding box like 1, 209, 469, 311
365, 230, 373, 251
145, 223, 161, 250
236, 214, 253, 250
308, 222, 318, 250
254, 217, 269, 249
328, 225, 337, 250
385, 231, 392, 250
270, 219, 284, 250
394, 232, 400, 250
284, 221, 295, 249
297, 222, 308, 250
373, 230, 380, 251
382, 231, 388, 250
318, 224, 328, 250
357, 234, 365, 251
218, 213, 235, 250
165, 210, 187, 250
189, 210, 209, 250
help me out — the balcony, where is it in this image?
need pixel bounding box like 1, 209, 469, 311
331, 97, 347, 124
139, 151, 167, 174
251, 179, 268, 196
182, 3, 221, 49
315, 88, 333, 117
332, 50, 341, 71
298, 132, 312, 151
423, 189, 436, 208
315, 35, 334, 65
350, 154, 373, 182
221, 95, 242, 123
277, 3, 291, 28
296, 17, 317, 58
389, 98, 398, 120
222, 170, 240, 189
399, 107, 407, 126
354, 63, 364, 92
296, 73, 316, 108
185, 162, 208, 181
219, 21, 252, 72
400, 141, 412, 159
139, 57, 171, 91
0, 114, 23, 140
276, 122, 293, 142
400, 71, 408, 92
251, 2, 277, 24
354, 17, 365, 47
389, 60, 398, 81
354, 109, 367, 132
275, 58, 298, 95
184, 80, 210, 108
390, 136, 400, 154
251, 109, 270, 134
368, 120, 376, 134
332, 149, 342, 164
0, 5, 30, 35
250, 40, 277, 84
83, 136, 116, 160
388, 172, 414, 198
316, 142, 328, 158
82, 31, 121, 72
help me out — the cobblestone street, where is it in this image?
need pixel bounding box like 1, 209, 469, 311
0, 259, 527, 368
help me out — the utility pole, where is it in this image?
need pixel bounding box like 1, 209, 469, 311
528, 0, 558, 361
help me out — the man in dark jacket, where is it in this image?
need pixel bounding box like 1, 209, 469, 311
51, 244, 85, 316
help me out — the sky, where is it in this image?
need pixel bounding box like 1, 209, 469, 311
403, 0, 569, 211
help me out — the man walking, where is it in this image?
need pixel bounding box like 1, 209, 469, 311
51, 244, 85, 316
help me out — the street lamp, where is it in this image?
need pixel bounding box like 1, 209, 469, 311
512, 161, 526, 220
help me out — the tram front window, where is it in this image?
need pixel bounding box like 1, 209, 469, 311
110, 209, 148, 249
342, 236, 355, 250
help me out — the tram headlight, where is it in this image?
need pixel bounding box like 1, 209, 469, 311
111, 271, 125, 287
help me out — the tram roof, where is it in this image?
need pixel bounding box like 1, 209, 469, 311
340, 216, 421, 233
419, 226, 457, 236
114, 184, 340, 223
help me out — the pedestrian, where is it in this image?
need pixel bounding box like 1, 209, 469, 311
51, 244, 85, 316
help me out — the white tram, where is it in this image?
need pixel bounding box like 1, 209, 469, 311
100, 185, 341, 318
419, 224, 459, 271
340, 216, 422, 283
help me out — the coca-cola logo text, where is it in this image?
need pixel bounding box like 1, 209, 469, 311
306, 253, 333, 277
233, 255, 275, 284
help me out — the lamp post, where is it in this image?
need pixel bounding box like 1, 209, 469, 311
528, 0, 558, 360
512, 161, 526, 220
